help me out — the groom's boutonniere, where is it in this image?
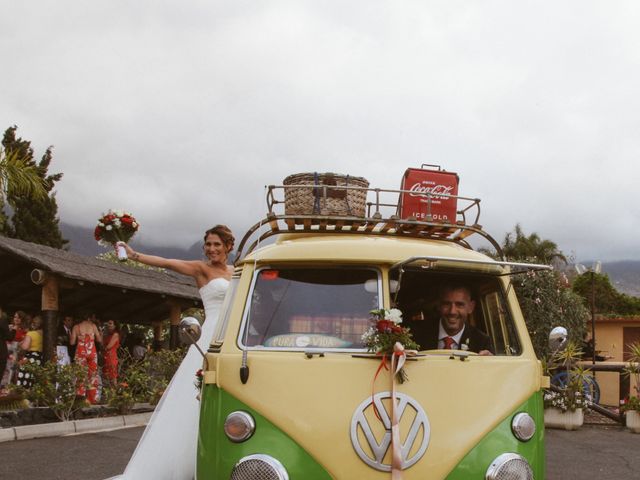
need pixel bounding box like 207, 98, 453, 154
460, 338, 470, 351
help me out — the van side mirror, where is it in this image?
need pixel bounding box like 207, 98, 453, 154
548, 326, 568, 353
179, 316, 208, 369
179, 316, 202, 345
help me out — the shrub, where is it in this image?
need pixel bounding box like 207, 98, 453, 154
103, 381, 137, 414
515, 270, 589, 359
12, 361, 87, 421
104, 347, 186, 411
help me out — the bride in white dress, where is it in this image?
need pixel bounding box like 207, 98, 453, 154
119, 225, 235, 480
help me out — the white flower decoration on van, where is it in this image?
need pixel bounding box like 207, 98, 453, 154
387, 308, 403, 324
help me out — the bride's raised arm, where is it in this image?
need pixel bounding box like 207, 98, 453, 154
119, 242, 205, 279
118, 225, 234, 288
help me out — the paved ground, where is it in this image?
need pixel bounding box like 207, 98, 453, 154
1, 423, 639, 479
0, 426, 142, 480
546, 424, 640, 480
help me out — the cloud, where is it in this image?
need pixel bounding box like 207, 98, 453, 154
1, 1, 639, 260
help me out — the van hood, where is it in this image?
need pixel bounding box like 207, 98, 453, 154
217, 352, 542, 479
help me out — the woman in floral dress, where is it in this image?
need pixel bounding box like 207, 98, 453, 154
71, 312, 102, 403
102, 319, 121, 387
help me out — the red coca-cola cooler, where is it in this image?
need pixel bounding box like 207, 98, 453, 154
398, 164, 459, 223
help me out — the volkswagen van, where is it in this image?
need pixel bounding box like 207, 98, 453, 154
191, 179, 551, 479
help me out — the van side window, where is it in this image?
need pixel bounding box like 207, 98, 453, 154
481, 290, 519, 355
241, 268, 379, 349
395, 272, 521, 355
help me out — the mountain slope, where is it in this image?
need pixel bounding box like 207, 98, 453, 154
601, 260, 640, 297
60, 222, 201, 260
58, 223, 639, 296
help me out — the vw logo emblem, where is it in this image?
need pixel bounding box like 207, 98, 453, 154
350, 392, 430, 471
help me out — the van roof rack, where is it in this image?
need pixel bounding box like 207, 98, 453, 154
235, 184, 504, 262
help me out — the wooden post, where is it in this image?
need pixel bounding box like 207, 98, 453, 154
33, 270, 59, 362
152, 320, 163, 351
168, 301, 181, 350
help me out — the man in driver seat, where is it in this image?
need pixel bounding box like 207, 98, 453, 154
411, 283, 493, 356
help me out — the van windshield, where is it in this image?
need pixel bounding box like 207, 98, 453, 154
241, 267, 379, 350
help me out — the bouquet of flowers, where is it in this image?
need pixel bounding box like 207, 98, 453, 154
362, 308, 419, 383
94, 209, 140, 261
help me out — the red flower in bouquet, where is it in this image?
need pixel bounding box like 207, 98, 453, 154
94, 209, 140, 246
376, 319, 403, 334
362, 308, 420, 384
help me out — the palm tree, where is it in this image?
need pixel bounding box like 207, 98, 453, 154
0, 147, 47, 202
0, 147, 47, 233
502, 224, 567, 265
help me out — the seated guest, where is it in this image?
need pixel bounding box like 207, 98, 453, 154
127, 332, 147, 361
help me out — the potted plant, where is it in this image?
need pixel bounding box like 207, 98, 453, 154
622, 342, 640, 433
543, 341, 592, 430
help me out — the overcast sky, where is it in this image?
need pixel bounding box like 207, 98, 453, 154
1, 1, 638, 262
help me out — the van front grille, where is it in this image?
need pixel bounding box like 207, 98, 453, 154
230, 455, 288, 480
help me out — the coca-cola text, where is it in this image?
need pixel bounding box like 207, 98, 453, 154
408, 182, 454, 200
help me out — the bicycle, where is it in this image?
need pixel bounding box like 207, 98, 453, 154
550, 369, 601, 404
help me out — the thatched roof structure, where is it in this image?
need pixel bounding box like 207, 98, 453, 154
0, 235, 201, 325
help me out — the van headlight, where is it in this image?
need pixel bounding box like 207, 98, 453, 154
486, 453, 533, 480
511, 412, 536, 441
230, 454, 289, 480
224, 411, 255, 442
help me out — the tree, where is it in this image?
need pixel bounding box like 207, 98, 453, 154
516, 269, 589, 358
1, 126, 67, 248
501, 224, 567, 264
486, 225, 587, 357
0, 146, 47, 232
572, 272, 640, 315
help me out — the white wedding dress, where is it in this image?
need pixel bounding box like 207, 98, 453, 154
120, 278, 229, 480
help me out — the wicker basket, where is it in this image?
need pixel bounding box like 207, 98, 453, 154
283, 172, 369, 216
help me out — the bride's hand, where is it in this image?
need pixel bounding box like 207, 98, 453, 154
118, 241, 135, 257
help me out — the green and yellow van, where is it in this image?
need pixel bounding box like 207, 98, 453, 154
191, 183, 550, 479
